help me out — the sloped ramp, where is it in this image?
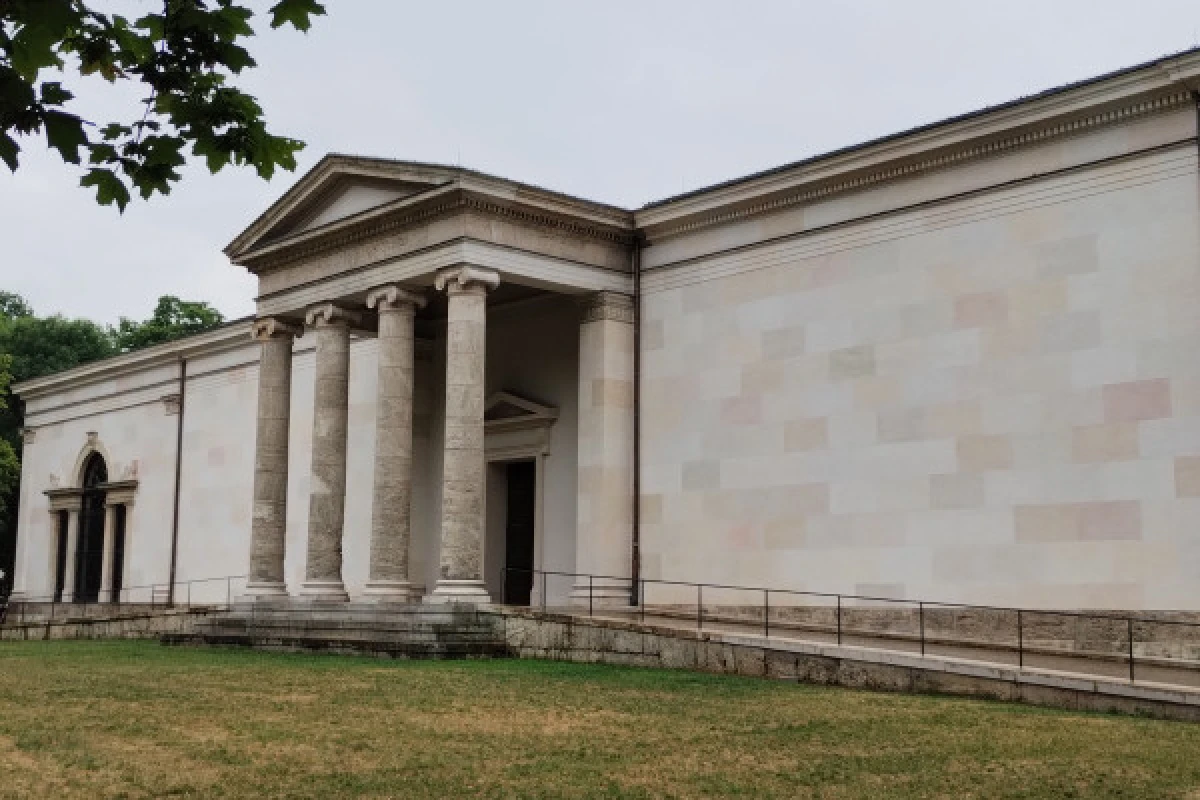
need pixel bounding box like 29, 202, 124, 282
495, 607, 1200, 723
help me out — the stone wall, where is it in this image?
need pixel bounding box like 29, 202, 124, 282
639, 113, 1200, 610
0, 608, 217, 642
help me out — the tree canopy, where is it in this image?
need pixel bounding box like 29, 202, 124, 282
1, 0, 325, 210
114, 294, 224, 351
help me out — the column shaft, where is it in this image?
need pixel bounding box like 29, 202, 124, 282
98, 504, 117, 603
61, 508, 80, 602
573, 292, 636, 606
430, 267, 498, 603
364, 286, 425, 602
245, 318, 299, 599
300, 304, 358, 601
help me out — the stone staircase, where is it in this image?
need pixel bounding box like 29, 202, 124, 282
161, 604, 511, 659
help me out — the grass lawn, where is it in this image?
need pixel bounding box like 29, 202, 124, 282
0, 642, 1199, 798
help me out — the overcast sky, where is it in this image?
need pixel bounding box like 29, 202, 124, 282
3, 0, 1200, 325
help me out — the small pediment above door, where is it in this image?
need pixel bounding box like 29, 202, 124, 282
485, 391, 558, 433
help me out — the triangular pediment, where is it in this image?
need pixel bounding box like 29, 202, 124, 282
225, 154, 464, 260
485, 391, 558, 431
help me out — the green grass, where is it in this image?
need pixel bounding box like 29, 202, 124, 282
0, 641, 1199, 798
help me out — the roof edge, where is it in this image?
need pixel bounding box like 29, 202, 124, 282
635, 45, 1200, 226
14, 318, 254, 399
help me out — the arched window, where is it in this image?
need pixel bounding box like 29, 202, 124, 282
74, 452, 108, 603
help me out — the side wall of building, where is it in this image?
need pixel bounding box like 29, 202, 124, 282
639, 108, 1200, 610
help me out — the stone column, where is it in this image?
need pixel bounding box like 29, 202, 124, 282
363, 284, 426, 603
244, 317, 301, 600
300, 303, 361, 601
98, 503, 117, 603
60, 507, 81, 603
572, 292, 636, 606
429, 266, 499, 603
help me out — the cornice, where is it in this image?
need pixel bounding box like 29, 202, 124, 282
640, 89, 1193, 242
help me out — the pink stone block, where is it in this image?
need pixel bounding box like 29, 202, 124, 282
1077, 501, 1141, 541
957, 434, 1013, 472
1102, 379, 1172, 423
954, 291, 1008, 329
721, 395, 762, 425
1071, 423, 1139, 463
1175, 456, 1200, 497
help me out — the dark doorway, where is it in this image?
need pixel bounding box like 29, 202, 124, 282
53, 511, 68, 602
74, 453, 107, 604
503, 460, 536, 606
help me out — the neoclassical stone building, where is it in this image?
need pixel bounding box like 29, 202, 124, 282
12, 49, 1200, 610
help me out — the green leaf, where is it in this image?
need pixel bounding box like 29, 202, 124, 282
38, 81, 73, 106
268, 0, 326, 32
0, 134, 19, 172
42, 110, 89, 164
80, 168, 131, 212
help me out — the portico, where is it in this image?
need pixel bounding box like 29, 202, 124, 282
227, 156, 638, 606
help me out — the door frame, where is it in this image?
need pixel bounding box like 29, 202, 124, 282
483, 391, 557, 605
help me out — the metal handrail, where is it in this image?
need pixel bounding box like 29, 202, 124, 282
504, 566, 1200, 684
1, 574, 248, 630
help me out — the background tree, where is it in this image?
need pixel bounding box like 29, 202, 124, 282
114, 294, 224, 351
1, 0, 325, 210
0, 355, 18, 591
0, 298, 115, 582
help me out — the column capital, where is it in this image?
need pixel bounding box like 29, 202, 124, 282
305, 303, 363, 329
434, 266, 500, 295
579, 291, 634, 324
252, 317, 303, 341
366, 284, 427, 312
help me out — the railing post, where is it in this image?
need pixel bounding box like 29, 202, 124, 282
1017, 609, 1024, 669
697, 584, 703, 631
226, 577, 231, 610
501, 567, 508, 607
763, 589, 770, 638
918, 601, 925, 656
541, 571, 547, 612
589, 574, 594, 617
836, 594, 842, 646
187, 580, 192, 609
1128, 616, 1135, 683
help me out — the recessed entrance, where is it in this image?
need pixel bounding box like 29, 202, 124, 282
75, 452, 107, 604
503, 460, 537, 605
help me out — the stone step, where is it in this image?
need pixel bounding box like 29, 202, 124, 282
162, 631, 511, 659
223, 608, 495, 626
197, 624, 504, 644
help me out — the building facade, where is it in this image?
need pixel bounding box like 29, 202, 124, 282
12, 50, 1200, 611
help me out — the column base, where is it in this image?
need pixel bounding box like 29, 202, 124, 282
6, 589, 27, 602
361, 580, 422, 604
425, 579, 492, 605
298, 580, 349, 603
569, 578, 634, 608
238, 580, 290, 604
